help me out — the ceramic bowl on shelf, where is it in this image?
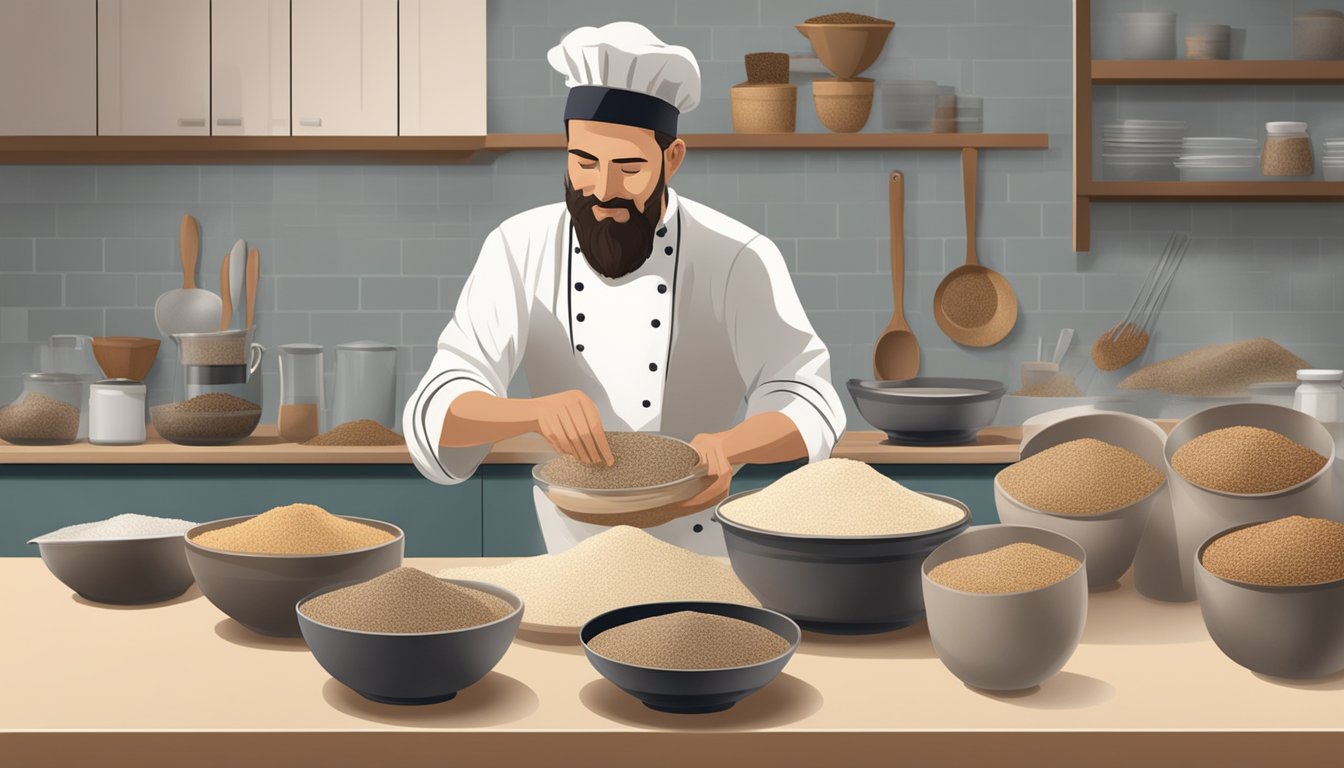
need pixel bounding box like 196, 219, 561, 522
847, 377, 1005, 446
580, 601, 800, 714
91, 336, 160, 382
297, 577, 522, 705
184, 515, 404, 637
812, 77, 874, 133
795, 20, 894, 79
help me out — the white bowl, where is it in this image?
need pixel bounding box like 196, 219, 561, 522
1266, 121, 1309, 135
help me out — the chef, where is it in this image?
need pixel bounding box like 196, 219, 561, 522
404, 22, 846, 555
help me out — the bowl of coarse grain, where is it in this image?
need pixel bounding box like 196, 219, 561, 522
1164, 403, 1336, 600
297, 568, 523, 705
921, 524, 1088, 691
847, 377, 1005, 446
580, 601, 800, 714
185, 503, 403, 637
994, 412, 1169, 590
533, 431, 714, 528
29, 514, 198, 605
714, 458, 972, 634
151, 393, 261, 446
1195, 517, 1344, 679
795, 13, 894, 79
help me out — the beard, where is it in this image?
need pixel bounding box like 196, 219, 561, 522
565, 171, 666, 279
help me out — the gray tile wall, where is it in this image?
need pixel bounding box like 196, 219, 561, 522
1, 0, 1341, 429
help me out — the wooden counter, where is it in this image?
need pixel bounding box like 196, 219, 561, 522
3, 557, 1341, 767
0, 426, 1032, 465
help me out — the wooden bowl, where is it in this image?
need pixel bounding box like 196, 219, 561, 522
92, 336, 161, 381
796, 21, 894, 79
812, 78, 874, 133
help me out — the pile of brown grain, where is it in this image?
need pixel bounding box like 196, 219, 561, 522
745, 52, 790, 84
180, 337, 247, 366
588, 611, 790, 670
1118, 338, 1307, 397
805, 11, 885, 24
941, 272, 998, 328
0, 393, 80, 443
304, 419, 402, 446
191, 502, 395, 554
1172, 426, 1328, 495
299, 567, 513, 633
153, 392, 260, 442
928, 543, 1081, 594
537, 431, 699, 490
1011, 373, 1084, 398
1202, 516, 1344, 587
998, 438, 1164, 515
1091, 323, 1150, 371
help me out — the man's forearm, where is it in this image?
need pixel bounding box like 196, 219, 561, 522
439, 391, 537, 448
720, 411, 808, 465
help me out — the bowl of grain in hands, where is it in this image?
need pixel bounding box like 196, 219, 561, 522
185, 503, 403, 637
151, 393, 261, 446
29, 514, 198, 605
1196, 516, 1344, 679
995, 413, 1168, 589
534, 431, 713, 528
715, 458, 971, 634
297, 567, 522, 705
921, 524, 1087, 691
581, 601, 800, 714
1164, 403, 1335, 598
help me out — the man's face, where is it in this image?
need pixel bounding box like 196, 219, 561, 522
565, 120, 684, 279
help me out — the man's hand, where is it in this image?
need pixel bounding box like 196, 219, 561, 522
528, 390, 613, 466
663, 431, 735, 514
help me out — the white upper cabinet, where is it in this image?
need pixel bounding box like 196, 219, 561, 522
211, 0, 290, 136
399, 0, 487, 136
292, 0, 397, 136
0, 0, 97, 135
98, 0, 209, 135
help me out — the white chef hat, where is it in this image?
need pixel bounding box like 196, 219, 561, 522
548, 22, 700, 137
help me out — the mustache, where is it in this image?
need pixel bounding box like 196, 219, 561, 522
574, 192, 640, 214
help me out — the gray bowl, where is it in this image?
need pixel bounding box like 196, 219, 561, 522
1165, 404, 1336, 600
580, 601, 800, 714
297, 578, 523, 705
184, 516, 404, 637
995, 411, 1167, 589
922, 524, 1088, 691
847, 377, 1004, 446
31, 535, 195, 605
1195, 521, 1344, 680
715, 489, 972, 634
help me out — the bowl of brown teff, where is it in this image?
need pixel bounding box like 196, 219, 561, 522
1163, 403, 1335, 596
533, 431, 712, 528
151, 392, 261, 446
994, 412, 1169, 588
580, 601, 800, 714
921, 524, 1087, 691
1196, 516, 1344, 679
185, 503, 404, 637
297, 567, 523, 705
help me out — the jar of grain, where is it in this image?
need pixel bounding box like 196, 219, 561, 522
0, 373, 84, 445
1262, 122, 1314, 177
278, 343, 324, 443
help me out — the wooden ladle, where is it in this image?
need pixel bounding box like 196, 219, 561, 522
933, 148, 1018, 347
873, 170, 920, 380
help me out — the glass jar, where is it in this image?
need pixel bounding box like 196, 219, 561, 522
89, 378, 147, 445
278, 344, 324, 443
1294, 369, 1344, 459
0, 373, 84, 445
1262, 122, 1314, 177
333, 341, 397, 429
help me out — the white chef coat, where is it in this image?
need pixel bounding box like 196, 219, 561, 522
404, 188, 846, 554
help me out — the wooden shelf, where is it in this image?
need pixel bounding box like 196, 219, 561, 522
1093, 59, 1344, 85
1083, 181, 1344, 201
0, 132, 1049, 164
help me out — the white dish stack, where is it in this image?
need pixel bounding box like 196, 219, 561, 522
1102, 119, 1186, 181
1324, 139, 1344, 181
1176, 137, 1260, 181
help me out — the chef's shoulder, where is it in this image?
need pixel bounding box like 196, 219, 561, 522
483, 201, 570, 269
679, 195, 787, 278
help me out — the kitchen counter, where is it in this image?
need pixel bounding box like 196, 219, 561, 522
3, 557, 1341, 767
0, 426, 1033, 465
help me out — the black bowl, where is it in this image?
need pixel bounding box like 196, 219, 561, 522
715, 489, 972, 634
184, 516, 404, 637
847, 377, 1004, 445
31, 535, 195, 605
581, 601, 800, 714
297, 578, 523, 705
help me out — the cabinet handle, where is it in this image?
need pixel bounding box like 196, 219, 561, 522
178, 117, 206, 127
299, 117, 322, 127
215, 117, 243, 127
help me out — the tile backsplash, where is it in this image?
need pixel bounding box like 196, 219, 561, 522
2, 0, 1343, 429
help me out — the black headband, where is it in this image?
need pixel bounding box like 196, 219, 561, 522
563, 85, 679, 137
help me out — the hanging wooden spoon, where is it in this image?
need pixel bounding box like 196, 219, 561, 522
873, 170, 920, 380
